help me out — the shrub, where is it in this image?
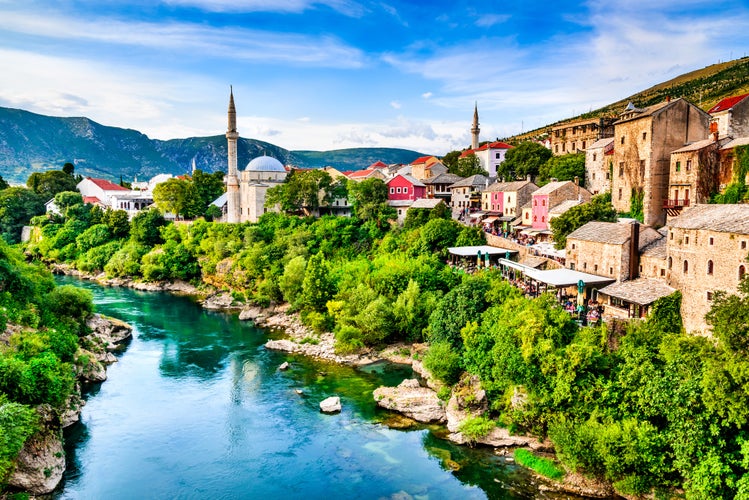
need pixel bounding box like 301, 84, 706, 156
423, 341, 462, 384
44, 284, 93, 331
458, 416, 496, 444
335, 325, 365, 354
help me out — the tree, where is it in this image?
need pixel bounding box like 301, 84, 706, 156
441, 150, 461, 172
539, 153, 585, 185
53, 191, 83, 218
192, 169, 225, 212
0, 175, 8, 191
452, 153, 488, 177
498, 141, 552, 181
550, 192, 617, 249
26, 170, 78, 199
300, 252, 334, 312
153, 178, 201, 219
265, 169, 334, 216
62, 162, 75, 175
0, 188, 45, 243
347, 178, 396, 229
130, 209, 167, 247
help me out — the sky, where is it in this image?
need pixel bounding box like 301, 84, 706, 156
1, 0, 749, 156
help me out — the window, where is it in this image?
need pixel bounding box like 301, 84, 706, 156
404, 187, 409, 194
618, 188, 623, 200
686, 160, 692, 172
707, 260, 714, 275
709, 237, 714, 245
668, 257, 672, 269
620, 136, 625, 145
507, 196, 512, 203
541, 216, 545, 222
685, 189, 690, 200
396, 187, 401, 193
525, 212, 529, 219
742, 241, 747, 250
534, 199, 537, 206
389, 187, 394, 194
707, 291, 714, 301
660, 268, 665, 277
496, 153, 500, 159
533, 215, 538, 222
741, 265, 747, 280
583, 262, 587, 270
683, 260, 689, 274
619, 163, 624, 177
570, 263, 575, 270
582, 141, 586, 149
685, 236, 689, 245
593, 153, 597, 161
670, 232, 673, 240
555, 145, 559, 153
609, 267, 614, 275
542, 199, 546, 206
606, 172, 610, 180
639, 160, 645, 177
572, 243, 576, 249
592, 173, 596, 179
676, 161, 681, 172
642, 132, 647, 141
594, 264, 599, 272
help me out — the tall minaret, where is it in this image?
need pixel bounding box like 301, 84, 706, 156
471, 102, 480, 150
226, 86, 240, 223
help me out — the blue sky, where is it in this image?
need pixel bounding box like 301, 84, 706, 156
1, 0, 749, 155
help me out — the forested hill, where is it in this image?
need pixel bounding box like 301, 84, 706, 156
0, 107, 425, 184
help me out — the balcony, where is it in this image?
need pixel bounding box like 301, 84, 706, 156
663, 198, 690, 216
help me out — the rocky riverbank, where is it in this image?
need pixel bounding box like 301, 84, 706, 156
5, 314, 133, 495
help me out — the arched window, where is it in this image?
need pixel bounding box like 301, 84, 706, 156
683, 260, 689, 274
707, 260, 713, 275
668, 257, 672, 269
740, 265, 746, 281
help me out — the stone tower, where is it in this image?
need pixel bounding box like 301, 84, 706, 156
471, 102, 480, 150
226, 87, 240, 223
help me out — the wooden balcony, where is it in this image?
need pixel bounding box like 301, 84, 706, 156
664, 198, 690, 216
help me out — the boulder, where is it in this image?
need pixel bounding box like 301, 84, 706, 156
7, 430, 65, 495
77, 349, 107, 383
373, 379, 445, 424
239, 307, 263, 321
86, 313, 132, 349
446, 375, 489, 432
320, 396, 341, 413
278, 361, 290, 371
202, 292, 239, 310
60, 389, 85, 428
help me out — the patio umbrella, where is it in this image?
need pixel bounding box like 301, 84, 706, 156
477, 250, 482, 267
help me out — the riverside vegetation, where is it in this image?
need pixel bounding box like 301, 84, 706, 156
7, 184, 749, 499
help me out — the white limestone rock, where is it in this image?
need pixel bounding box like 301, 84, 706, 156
7, 430, 65, 495
320, 396, 341, 413
278, 361, 290, 371
373, 379, 446, 424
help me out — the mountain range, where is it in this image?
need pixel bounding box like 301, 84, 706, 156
0, 107, 425, 185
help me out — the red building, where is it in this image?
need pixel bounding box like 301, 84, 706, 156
386, 174, 426, 201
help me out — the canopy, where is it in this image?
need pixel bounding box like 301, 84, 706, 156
483, 216, 498, 223
448, 246, 517, 257
524, 268, 615, 288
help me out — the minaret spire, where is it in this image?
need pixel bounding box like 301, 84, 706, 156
471, 101, 480, 150
226, 86, 240, 223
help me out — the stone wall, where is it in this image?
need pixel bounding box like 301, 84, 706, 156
566, 239, 627, 280
667, 227, 749, 333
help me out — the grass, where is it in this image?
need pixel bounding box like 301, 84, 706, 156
514, 449, 565, 481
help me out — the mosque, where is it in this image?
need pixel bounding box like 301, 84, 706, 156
225, 89, 288, 223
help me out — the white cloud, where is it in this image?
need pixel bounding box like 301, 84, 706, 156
475, 14, 510, 28
421, 92, 433, 99
390, 100, 401, 109
0, 9, 366, 68
161, 0, 365, 16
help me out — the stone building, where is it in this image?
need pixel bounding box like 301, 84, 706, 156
708, 93, 749, 139
530, 180, 591, 231
610, 98, 710, 226
423, 173, 464, 202
410, 156, 448, 181
225, 90, 287, 223
481, 180, 538, 217
584, 137, 614, 195
666, 204, 749, 333
550, 117, 615, 156
565, 221, 662, 281
449, 174, 489, 213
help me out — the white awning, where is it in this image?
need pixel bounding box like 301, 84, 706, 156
448, 246, 517, 257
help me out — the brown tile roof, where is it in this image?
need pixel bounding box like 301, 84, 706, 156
567, 221, 634, 245
485, 180, 538, 193
449, 174, 489, 189
667, 204, 749, 234
598, 278, 675, 305
422, 173, 464, 185
640, 236, 667, 259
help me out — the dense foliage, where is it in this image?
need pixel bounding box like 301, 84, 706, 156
549, 192, 618, 249
152, 169, 225, 219
0, 239, 94, 488
538, 153, 585, 186
496, 141, 552, 181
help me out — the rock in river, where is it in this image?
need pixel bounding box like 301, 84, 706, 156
320, 396, 341, 413
373, 379, 446, 424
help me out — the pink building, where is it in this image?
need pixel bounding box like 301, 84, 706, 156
387, 174, 426, 201
530, 180, 591, 230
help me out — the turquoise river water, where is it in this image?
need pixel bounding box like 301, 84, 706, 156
53, 277, 580, 499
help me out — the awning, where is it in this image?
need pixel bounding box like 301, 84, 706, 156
448, 245, 516, 257
483, 216, 498, 223
524, 268, 615, 288
510, 217, 524, 226
499, 258, 537, 272
498, 215, 516, 222
469, 212, 487, 218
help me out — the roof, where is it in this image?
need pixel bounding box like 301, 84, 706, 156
722, 136, 749, 150
410, 198, 445, 209
369, 160, 388, 169
615, 99, 679, 124
459, 149, 476, 158
246, 155, 285, 172
485, 180, 538, 193
85, 177, 129, 191
549, 199, 582, 215
449, 174, 489, 189
533, 180, 574, 195
525, 268, 615, 287
423, 173, 464, 185
667, 204, 749, 234
640, 236, 667, 259
567, 221, 635, 245
708, 93, 749, 114
348, 168, 377, 178
475, 141, 513, 151
83, 196, 103, 204
411, 155, 435, 165
448, 245, 517, 257
387, 173, 425, 187
387, 200, 413, 207
672, 137, 725, 153
588, 137, 614, 150
598, 278, 675, 306
211, 193, 227, 208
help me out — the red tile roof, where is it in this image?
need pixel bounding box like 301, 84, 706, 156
348, 169, 375, 178
87, 177, 129, 191
459, 149, 475, 158
83, 196, 102, 204
369, 161, 388, 169
411, 155, 434, 165
708, 93, 749, 114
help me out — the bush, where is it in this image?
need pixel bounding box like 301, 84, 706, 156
0, 398, 39, 484
458, 416, 496, 444
514, 449, 565, 480
423, 341, 462, 384
104, 241, 148, 278
334, 325, 365, 354
44, 284, 93, 331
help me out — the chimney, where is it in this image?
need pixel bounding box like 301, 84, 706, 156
628, 221, 640, 280
526, 174, 532, 182
710, 121, 719, 142
574, 176, 580, 199
666, 96, 671, 102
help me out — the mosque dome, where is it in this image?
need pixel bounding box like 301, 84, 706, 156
246, 155, 286, 172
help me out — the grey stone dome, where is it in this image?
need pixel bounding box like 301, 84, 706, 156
246, 155, 285, 172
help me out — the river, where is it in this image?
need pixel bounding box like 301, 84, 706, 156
54, 277, 565, 499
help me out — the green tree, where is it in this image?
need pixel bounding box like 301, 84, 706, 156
192, 169, 225, 213
0, 175, 8, 191
54, 191, 83, 216
279, 255, 307, 306
539, 153, 585, 185
130, 209, 167, 247
452, 153, 488, 177
27, 170, 78, 199
62, 162, 75, 175
498, 141, 552, 181
300, 252, 335, 312
266, 169, 334, 216
153, 178, 201, 219
549, 193, 617, 249
347, 178, 396, 229
0, 187, 45, 243
441, 150, 461, 171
